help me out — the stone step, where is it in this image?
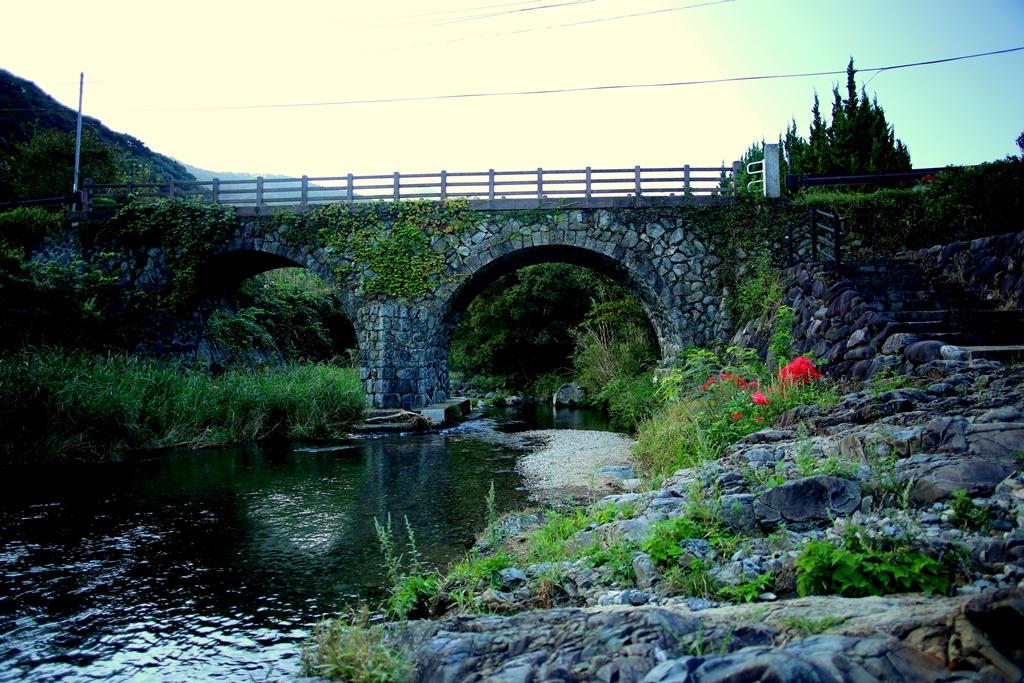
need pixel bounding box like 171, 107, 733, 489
961, 345, 1024, 363
894, 326, 1024, 346
869, 299, 1005, 313
888, 309, 1024, 326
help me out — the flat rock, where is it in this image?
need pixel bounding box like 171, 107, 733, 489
753, 476, 861, 529
905, 459, 1015, 505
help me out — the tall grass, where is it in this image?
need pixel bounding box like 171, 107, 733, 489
0, 348, 366, 463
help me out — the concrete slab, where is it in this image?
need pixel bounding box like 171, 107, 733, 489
420, 397, 471, 427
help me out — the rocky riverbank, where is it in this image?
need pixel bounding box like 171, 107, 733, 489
382, 357, 1024, 681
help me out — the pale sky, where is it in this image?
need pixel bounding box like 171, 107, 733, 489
3, 0, 1023, 178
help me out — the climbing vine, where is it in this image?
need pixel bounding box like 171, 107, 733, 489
308, 200, 481, 299
83, 198, 241, 310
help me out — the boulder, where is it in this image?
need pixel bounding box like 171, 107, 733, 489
553, 382, 586, 406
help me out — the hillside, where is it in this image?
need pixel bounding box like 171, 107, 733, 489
0, 68, 194, 198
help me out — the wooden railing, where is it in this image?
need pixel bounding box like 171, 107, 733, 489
80, 163, 741, 212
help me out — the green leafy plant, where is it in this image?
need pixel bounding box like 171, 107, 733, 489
794, 538, 949, 597
948, 489, 992, 532
769, 305, 796, 367
717, 572, 773, 603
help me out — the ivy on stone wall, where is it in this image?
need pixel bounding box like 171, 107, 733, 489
84, 198, 241, 310
309, 200, 481, 299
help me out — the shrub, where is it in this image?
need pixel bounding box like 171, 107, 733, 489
0, 206, 64, 248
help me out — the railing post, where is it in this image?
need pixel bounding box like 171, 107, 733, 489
440, 170, 448, 201
536, 167, 543, 203
347, 173, 354, 204
763, 143, 781, 198
488, 169, 495, 204
809, 208, 818, 261
82, 178, 93, 212
585, 166, 592, 205
256, 176, 264, 207
301, 175, 309, 206
731, 160, 741, 195
634, 165, 642, 197
683, 164, 691, 195
393, 171, 400, 201
212, 178, 220, 204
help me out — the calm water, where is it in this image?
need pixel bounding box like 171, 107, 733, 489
0, 406, 610, 682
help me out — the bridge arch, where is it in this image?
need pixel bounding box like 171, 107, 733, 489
436, 243, 672, 360
193, 234, 360, 366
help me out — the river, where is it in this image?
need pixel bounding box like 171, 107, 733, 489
0, 405, 612, 682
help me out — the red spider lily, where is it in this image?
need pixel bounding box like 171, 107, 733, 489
731, 411, 743, 420
778, 356, 822, 384
751, 391, 769, 406
754, 417, 764, 423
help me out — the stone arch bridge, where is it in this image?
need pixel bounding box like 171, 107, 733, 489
206, 206, 732, 409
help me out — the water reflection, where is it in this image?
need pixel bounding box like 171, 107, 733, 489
0, 431, 529, 681
488, 401, 615, 432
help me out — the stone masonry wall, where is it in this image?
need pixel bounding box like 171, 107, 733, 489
902, 231, 1024, 311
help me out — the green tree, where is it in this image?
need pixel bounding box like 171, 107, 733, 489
449, 263, 651, 388
736, 58, 911, 194
11, 128, 133, 199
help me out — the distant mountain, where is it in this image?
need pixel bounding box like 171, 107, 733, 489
0, 68, 194, 198
181, 164, 296, 183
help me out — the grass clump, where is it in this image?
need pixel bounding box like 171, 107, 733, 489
0, 348, 366, 463
301, 608, 412, 682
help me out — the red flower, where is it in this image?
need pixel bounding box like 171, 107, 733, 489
731, 411, 743, 420
754, 417, 764, 423
778, 356, 822, 384
751, 391, 769, 406
720, 372, 734, 380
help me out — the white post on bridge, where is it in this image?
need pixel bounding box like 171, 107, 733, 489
763, 143, 781, 198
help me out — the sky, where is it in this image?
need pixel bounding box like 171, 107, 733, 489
3, 0, 1023, 178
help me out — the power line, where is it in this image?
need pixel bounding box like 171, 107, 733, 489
347, 0, 549, 28
415, 0, 734, 45
137, 46, 1024, 112
431, 0, 600, 26
3, 46, 1021, 114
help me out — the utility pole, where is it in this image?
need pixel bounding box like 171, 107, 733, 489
72, 72, 84, 210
